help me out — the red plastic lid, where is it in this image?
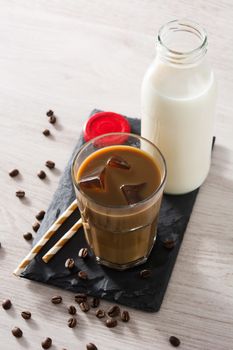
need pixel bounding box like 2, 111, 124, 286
83, 111, 131, 142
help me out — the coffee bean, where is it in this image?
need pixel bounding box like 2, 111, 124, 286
163, 239, 176, 249
32, 222, 40, 232
49, 115, 56, 124
169, 336, 180, 347
78, 247, 88, 258
16, 190, 25, 198
12, 327, 23, 338
95, 309, 105, 319
121, 310, 130, 322
78, 270, 88, 280
51, 295, 62, 304
90, 297, 100, 308
0, 242, 1, 248
41, 337, 52, 349
79, 301, 90, 313
67, 317, 77, 328
9, 169, 19, 177
68, 305, 76, 315
36, 210, 45, 221
139, 269, 151, 279
46, 110, 54, 117
75, 293, 87, 304
21, 311, 31, 320
2, 299, 12, 310
65, 258, 75, 270
43, 129, 50, 136
38, 170, 46, 179
105, 318, 117, 328
45, 160, 55, 169
107, 305, 120, 317
86, 343, 98, 350
23, 232, 33, 241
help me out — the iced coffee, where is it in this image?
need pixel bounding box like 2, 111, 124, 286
72, 133, 166, 270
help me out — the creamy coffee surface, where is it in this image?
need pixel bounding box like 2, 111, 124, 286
76, 145, 161, 206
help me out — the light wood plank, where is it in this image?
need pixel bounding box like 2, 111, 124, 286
0, 1, 233, 349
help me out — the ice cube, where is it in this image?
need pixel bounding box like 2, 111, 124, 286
121, 183, 146, 204
107, 156, 130, 170
78, 166, 106, 191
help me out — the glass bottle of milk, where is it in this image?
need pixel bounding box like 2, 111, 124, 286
141, 19, 217, 194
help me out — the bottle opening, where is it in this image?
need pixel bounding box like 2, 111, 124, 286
157, 19, 207, 65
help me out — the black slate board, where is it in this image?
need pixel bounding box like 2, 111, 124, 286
21, 109, 200, 312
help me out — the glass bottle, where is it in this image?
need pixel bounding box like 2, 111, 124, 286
141, 19, 217, 194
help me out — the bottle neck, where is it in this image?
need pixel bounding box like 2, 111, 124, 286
157, 19, 208, 66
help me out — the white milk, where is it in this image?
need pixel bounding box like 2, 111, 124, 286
141, 20, 217, 194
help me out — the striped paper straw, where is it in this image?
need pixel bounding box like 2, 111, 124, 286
42, 218, 82, 263
13, 199, 78, 276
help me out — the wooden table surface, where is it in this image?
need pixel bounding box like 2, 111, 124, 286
1, 1, 233, 349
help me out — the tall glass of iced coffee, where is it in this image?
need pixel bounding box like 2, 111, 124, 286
72, 133, 166, 270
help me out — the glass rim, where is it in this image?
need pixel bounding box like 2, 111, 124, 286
158, 19, 207, 56
71, 132, 167, 210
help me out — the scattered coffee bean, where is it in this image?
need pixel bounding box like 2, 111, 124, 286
169, 336, 180, 347
49, 115, 56, 124
43, 129, 50, 136
67, 317, 77, 328
2, 299, 12, 310
86, 343, 98, 350
78, 247, 88, 258
32, 222, 40, 232
46, 110, 54, 117
41, 337, 52, 349
107, 305, 120, 318
105, 318, 117, 328
163, 239, 176, 249
23, 232, 33, 241
36, 210, 45, 221
21, 311, 31, 320
75, 293, 87, 304
79, 301, 90, 313
78, 270, 88, 280
37, 170, 46, 179
45, 160, 55, 169
95, 309, 105, 319
68, 305, 76, 315
90, 297, 100, 308
9, 169, 19, 177
12, 327, 23, 338
139, 269, 151, 279
65, 258, 75, 270
121, 310, 130, 322
51, 295, 62, 304
16, 190, 25, 198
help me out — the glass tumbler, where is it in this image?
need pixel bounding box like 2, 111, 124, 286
71, 133, 166, 270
